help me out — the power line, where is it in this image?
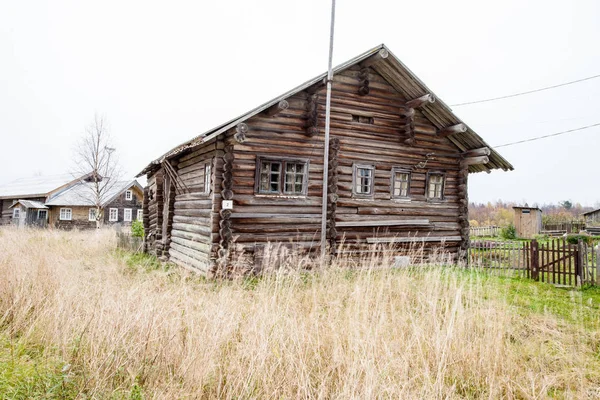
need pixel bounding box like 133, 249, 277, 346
451, 74, 600, 106
494, 122, 600, 148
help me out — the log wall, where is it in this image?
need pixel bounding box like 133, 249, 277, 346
226, 65, 467, 263
143, 65, 473, 273
166, 139, 224, 274
145, 170, 164, 256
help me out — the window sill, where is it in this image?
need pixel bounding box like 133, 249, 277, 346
391, 197, 412, 203
254, 194, 307, 199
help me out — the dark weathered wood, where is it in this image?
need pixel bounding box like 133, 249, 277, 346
264, 100, 289, 117
438, 123, 467, 138
234, 123, 248, 143
305, 94, 319, 136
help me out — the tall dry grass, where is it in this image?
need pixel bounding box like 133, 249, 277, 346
0, 227, 598, 399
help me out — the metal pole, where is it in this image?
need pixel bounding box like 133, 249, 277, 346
320, 0, 336, 260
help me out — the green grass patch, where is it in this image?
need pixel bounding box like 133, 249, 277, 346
0, 335, 77, 399
114, 249, 166, 273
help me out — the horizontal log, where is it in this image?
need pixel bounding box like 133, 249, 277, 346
335, 219, 431, 227
462, 147, 490, 158
461, 156, 489, 166
438, 123, 467, 138
264, 100, 289, 117
366, 236, 462, 244
359, 48, 389, 68
405, 94, 435, 109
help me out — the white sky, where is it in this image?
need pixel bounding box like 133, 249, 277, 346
1, 0, 599, 205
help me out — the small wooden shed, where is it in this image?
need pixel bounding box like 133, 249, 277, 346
583, 208, 600, 227
513, 206, 542, 238
9, 200, 49, 228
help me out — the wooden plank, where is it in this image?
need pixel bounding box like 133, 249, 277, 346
336, 219, 430, 227
366, 236, 461, 243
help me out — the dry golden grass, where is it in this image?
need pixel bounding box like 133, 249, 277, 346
0, 228, 599, 399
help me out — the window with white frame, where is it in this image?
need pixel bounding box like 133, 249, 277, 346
137, 209, 143, 220
427, 173, 445, 200
125, 190, 132, 200
353, 164, 375, 196
59, 208, 72, 221
124, 208, 132, 222
89, 208, 97, 221
392, 168, 411, 198
109, 208, 119, 222
12, 207, 20, 219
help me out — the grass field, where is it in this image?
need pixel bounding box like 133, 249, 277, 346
1, 228, 600, 399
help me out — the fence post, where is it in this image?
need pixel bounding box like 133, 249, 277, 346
530, 239, 539, 281
577, 239, 585, 286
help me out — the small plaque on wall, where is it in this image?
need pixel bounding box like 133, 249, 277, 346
222, 200, 233, 210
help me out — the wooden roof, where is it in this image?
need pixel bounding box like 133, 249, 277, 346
139, 44, 514, 176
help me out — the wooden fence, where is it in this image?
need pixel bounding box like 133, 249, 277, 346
116, 232, 144, 252
543, 221, 586, 234
470, 238, 599, 286
469, 226, 500, 237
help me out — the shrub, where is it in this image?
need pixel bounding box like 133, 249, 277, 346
500, 224, 517, 240
565, 234, 592, 245
131, 219, 144, 238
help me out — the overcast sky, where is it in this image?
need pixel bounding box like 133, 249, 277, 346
1, 0, 599, 205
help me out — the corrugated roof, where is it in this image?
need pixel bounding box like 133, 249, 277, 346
0, 174, 83, 199
45, 180, 142, 207
139, 43, 513, 176
9, 200, 48, 209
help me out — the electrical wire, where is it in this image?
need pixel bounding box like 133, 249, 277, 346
494, 122, 600, 148
451, 74, 600, 106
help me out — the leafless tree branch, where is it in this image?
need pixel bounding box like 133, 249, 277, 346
72, 114, 123, 228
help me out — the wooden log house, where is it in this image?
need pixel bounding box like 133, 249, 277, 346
138, 44, 513, 275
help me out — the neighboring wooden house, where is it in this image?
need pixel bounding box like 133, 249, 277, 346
0, 174, 142, 229
138, 44, 513, 275
45, 180, 144, 229
0, 174, 92, 226
583, 208, 600, 227
513, 206, 542, 238
8, 200, 49, 228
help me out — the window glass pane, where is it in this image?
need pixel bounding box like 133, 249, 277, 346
428, 174, 444, 199
355, 167, 373, 195
284, 162, 305, 194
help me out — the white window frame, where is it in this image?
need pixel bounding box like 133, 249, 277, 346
12, 207, 20, 219
109, 208, 119, 222
59, 208, 72, 221
125, 190, 132, 200
37, 209, 48, 220
124, 208, 132, 222
88, 208, 97, 221
137, 209, 143, 220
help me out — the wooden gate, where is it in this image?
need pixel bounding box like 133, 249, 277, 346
470, 238, 585, 287
525, 239, 581, 286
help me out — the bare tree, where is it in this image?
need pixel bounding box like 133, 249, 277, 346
73, 115, 122, 228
